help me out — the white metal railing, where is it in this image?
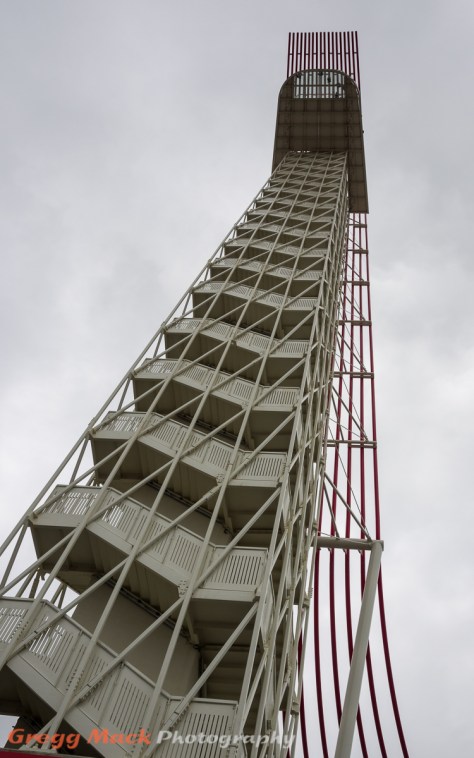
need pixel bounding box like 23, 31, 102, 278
0, 598, 241, 758
95, 411, 287, 483
194, 281, 318, 312
212, 257, 324, 280
135, 358, 299, 409
221, 237, 330, 261
37, 486, 268, 594
224, 237, 311, 257
167, 319, 308, 357
293, 70, 345, 100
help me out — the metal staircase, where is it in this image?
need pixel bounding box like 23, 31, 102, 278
0, 150, 349, 756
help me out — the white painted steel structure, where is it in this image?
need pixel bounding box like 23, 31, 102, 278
0, 59, 388, 757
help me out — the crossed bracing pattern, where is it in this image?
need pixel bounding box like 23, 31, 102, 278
0, 152, 350, 757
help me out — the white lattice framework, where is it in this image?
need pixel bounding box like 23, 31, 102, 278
0, 151, 353, 757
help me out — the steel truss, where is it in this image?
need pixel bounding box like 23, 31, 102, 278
0, 32, 409, 757
0, 151, 354, 757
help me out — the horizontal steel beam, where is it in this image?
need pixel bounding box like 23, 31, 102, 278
317, 536, 383, 551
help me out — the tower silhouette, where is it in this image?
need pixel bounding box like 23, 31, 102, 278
0, 32, 408, 758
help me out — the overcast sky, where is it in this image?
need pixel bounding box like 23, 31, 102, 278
1, 1, 473, 755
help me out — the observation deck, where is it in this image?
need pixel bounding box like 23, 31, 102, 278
272, 70, 368, 212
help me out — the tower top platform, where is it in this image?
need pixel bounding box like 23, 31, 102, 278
272, 70, 369, 213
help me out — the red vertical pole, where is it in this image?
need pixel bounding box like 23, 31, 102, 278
341, 218, 369, 758
347, 32, 351, 78
343, 32, 349, 74
354, 31, 361, 89
287, 33, 291, 78
350, 31, 357, 84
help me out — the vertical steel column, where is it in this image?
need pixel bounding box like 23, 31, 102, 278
335, 540, 383, 758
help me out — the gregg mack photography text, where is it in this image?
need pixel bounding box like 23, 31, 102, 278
6, 727, 295, 751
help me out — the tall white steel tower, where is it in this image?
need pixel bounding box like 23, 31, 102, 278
0, 32, 408, 758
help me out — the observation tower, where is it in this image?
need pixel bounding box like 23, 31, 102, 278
0, 32, 408, 758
